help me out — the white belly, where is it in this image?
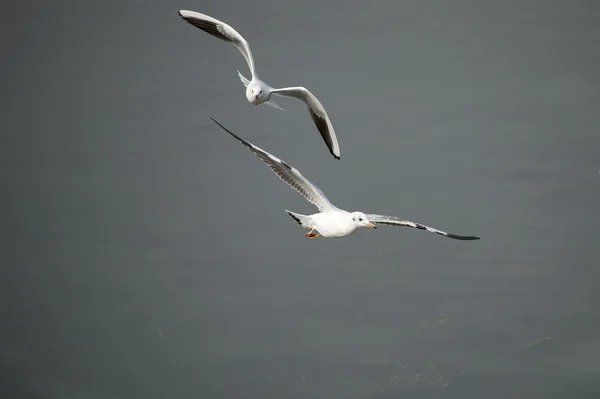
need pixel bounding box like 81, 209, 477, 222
311, 211, 358, 238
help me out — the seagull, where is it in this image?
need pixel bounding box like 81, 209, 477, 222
177, 10, 341, 160
209, 118, 481, 241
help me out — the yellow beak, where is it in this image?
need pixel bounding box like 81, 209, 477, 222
366, 222, 377, 229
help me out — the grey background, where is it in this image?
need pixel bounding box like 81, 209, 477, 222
1, 1, 599, 398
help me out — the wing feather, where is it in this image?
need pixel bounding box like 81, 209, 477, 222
271, 87, 340, 160
210, 118, 333, 212
366, 214, 480, 241
178, 10, 256, 76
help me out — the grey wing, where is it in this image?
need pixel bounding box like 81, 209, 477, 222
366, 214, 481, 241
210, 118, 334, 212
270, 87, 340, 160
178, 10, 256, 76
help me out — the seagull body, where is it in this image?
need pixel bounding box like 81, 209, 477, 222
210, 118, 481, 241
178, 10, 341, 160
288, 210, 362, 238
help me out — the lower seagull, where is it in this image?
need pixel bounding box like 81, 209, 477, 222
209, 118, 481, 241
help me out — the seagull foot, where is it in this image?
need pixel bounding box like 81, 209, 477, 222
305, 229, 320, 239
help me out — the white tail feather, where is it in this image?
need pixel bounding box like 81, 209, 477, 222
237, 70, 250, 87
265, 99, 285, 111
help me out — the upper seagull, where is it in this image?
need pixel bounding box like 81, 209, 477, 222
210, 117, 481, 241
178, 10, 341, 160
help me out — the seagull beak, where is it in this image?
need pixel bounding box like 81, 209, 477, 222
366, 222, 377, 229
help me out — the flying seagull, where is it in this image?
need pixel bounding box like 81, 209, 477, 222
209, 118, 481, 241
178, 10, 341, 160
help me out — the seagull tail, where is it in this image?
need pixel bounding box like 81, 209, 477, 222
285, 210, 311, 228
237, 70, 250, 88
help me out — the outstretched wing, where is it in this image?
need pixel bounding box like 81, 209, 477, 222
271, 86, 340, 160
366, 214, 481, 241
178, 10, 256, 77
210, 118, 334, 212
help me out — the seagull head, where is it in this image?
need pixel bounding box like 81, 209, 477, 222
246, 84, 266, 104
351, 212, 376, 229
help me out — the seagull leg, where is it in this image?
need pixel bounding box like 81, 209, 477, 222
305, 230, 320, 239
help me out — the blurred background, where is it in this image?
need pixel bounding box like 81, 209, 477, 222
1, 1, 599, 398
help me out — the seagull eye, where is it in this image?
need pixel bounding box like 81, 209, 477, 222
359, 218, 363, 221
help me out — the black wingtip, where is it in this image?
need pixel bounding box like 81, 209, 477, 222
285, 211, 302, 225
209, 117, 231, 135
209, 117, 248, 146
449, 234, 481, 241
209, 117, 233, 136
209, 117, 226, 131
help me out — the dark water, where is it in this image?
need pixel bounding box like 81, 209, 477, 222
1, 1, 599, 398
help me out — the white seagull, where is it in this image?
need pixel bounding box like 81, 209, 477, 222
210, 118, 481, 241
178, 10, 341, 160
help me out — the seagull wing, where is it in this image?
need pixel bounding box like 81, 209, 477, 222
178, 10, 256, 77
366, 214, 481, 241
210, 118, 335, 212
270, 86, 340, 160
